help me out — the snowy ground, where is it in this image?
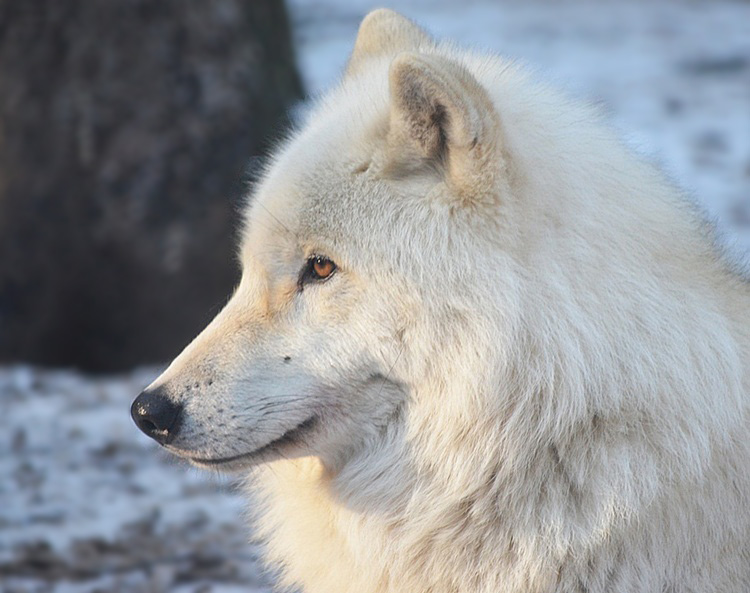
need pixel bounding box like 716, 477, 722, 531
0, 367, 274, 593
2, 1, 749, 592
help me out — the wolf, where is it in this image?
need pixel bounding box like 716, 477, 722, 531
131, 9, 750, 592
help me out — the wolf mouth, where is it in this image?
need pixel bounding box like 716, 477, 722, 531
188, 416, 318, 466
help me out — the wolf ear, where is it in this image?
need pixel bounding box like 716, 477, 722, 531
346, 9, 432, 77
387, 53, 504, 205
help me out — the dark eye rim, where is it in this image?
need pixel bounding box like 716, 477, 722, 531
298, 255, 337, 289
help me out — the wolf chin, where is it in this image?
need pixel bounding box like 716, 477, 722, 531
131, 10, 750, 592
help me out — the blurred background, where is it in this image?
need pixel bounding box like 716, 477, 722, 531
1, 0, 748, 591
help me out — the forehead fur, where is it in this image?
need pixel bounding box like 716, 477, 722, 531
239, 41, 595, 282
241, 58, 407, 266
243, 50, 503, 250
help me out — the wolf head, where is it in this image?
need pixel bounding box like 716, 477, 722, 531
131, 10, 516, 471
131, 10, 741, 491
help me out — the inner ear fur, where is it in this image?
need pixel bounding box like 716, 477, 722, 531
387, 53, 504, 205
346, 9, 432, 77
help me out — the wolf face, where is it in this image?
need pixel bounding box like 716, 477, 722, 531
131, 11, 514, 472
130, 166, 414, 471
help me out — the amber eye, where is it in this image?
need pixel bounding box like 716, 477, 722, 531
299, 255, 337, 288
312, 257, 335, 279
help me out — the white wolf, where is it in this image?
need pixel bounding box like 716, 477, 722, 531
131, 10, 750, 592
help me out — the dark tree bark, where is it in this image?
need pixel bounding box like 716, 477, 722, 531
0, 0, 303, 371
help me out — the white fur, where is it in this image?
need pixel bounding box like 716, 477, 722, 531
146, 10, 750, 592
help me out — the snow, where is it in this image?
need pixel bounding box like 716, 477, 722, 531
2, 1, 748, 592
0, 367, 274, 592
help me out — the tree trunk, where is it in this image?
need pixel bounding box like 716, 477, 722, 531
0, 0, 303, 371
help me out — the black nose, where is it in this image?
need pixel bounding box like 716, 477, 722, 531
131, 387, 183, 445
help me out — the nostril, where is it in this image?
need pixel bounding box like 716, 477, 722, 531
139, 418, 157, 433
131, 387, 183, 445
